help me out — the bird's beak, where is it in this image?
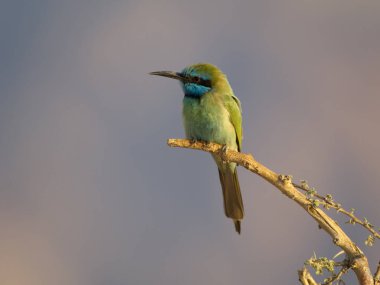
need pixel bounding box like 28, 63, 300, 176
149, 71, 185, 81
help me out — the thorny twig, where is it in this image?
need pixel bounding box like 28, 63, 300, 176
293, 181, 380, 242
167, 139, 378, 285
322, 263, 350, 285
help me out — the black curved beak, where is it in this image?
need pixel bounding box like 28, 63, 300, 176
149, 71, 185, 81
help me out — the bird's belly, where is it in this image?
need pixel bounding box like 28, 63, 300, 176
182, 97, 237, 150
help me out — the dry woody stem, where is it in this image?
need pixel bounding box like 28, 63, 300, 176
167, 138, 377, 285
299, 268, 318, 285
375, 262, 380, 285
293, 183, 380, 240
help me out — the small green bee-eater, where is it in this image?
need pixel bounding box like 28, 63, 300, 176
150, 63, 244, 234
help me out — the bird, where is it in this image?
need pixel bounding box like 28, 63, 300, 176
150, 63, 244, 234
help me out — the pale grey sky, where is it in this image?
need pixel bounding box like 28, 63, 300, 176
1, 1, 379, 284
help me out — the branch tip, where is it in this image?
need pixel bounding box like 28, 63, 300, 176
167, 138, 375, 285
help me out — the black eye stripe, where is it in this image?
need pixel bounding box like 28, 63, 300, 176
200, 78, 212, 87
189, 76, 211, 87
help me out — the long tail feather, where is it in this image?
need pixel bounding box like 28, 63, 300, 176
218, 166, 244, 234
234, 220, 241, 234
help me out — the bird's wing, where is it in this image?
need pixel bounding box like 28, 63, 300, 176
223, 94, 243, 151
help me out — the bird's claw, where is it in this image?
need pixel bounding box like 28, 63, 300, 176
190, 139, 212, 146
220, 145, 229, 164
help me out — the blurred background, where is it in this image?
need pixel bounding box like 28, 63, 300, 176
1, 1, 379, 284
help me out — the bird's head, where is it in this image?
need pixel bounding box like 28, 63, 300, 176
150, 63, 231, 98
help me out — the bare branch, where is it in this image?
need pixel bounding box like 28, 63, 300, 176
299, 268, 318, 285
322, 264, 350, 285
168, 138, 375, 285
293, 182, 380, 240
375, 262, 380, 285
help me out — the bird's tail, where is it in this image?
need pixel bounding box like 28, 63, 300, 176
218, 165, 244, 234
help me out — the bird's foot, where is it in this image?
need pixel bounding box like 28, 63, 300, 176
220, 144, 229, 164
190, 139, 212, 146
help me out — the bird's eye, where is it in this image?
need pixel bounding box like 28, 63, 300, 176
193, 76, 201, 83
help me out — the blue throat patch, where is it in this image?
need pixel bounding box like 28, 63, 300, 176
182, 82, 211, 98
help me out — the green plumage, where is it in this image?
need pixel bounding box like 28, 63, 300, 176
150, 63, 245, 234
